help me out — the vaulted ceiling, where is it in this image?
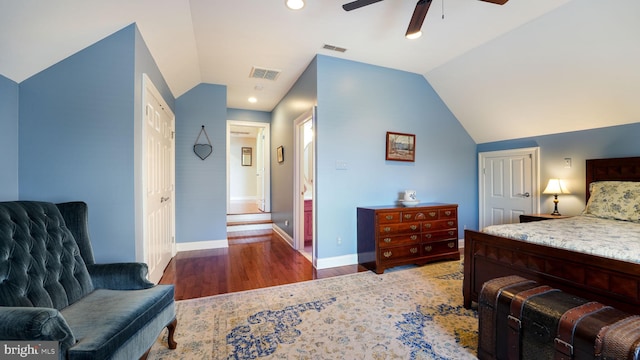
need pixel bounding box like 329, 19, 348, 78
1, 0, 638, 143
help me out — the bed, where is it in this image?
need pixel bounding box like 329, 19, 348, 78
463, 156, 640, 314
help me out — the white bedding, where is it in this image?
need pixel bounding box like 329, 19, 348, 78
482, 215, 640, 264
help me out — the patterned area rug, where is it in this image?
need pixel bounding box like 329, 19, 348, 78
148, 260, 478, 359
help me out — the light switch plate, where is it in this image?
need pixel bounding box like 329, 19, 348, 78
564, 158, 572, 168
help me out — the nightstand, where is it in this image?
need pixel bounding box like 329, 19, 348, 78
520, 214, 572, 223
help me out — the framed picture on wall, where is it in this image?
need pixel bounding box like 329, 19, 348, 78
385, 131, 415, 162
277, 146, 284, 163
241, 147, 252, 166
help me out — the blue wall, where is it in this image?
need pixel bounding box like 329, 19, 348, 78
271, 57, 318, 235
314, 55, 477, 259
478, 122, 640, 216
0, 75, 19, 200
228, 108, 271, 123
18, 24, 173, 262
175, 84, 228, 244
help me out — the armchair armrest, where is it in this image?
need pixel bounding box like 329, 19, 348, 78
0, 307, 75, 349
87, 263, 155, 290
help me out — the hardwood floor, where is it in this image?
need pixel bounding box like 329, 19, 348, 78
158, 230, 367, 300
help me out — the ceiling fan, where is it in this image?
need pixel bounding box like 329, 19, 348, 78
342, 0, 509, 39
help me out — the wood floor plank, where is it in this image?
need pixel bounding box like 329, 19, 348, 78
159, 230, 367, 300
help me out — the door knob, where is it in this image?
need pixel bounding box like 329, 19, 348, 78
517, 192, 530, 198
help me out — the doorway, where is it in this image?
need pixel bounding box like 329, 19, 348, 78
294, 109, 315, 260
478, 147, 540, 228
226, 121, 271, 215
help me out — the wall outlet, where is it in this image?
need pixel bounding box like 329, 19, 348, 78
335, 160, 348, 170
337, 237, 342, 245
564, 158, 572, 168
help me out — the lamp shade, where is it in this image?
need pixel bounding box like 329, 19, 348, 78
543, 179, 570, 195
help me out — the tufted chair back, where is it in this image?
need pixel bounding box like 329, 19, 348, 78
0, 201, 94, 310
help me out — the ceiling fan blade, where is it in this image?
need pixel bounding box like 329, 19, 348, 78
342, 0, 384, 11
405, 0, 432, 38
478, 0, 509, 5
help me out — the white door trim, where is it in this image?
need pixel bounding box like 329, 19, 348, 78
293, 108, 315, 263
478, 147, 540, 229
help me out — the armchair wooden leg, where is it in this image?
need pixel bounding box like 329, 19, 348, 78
167, 317, 178, 349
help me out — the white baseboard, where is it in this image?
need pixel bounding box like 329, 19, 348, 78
315, 253, 358, 269
227, 223, 273, 232
272, 224, 358, 269
272, 224, 294, 247
176, 239, 229, 252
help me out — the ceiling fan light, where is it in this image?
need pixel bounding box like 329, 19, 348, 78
405, 31, 422, 40
405, 0, 431, 39
285, 0, 305, 10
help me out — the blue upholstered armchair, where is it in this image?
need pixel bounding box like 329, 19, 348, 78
0, 201, 177, 359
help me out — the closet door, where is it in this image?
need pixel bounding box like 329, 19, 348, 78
143, 75, 175, 283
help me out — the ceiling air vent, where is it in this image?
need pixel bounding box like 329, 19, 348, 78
249, 66, 281, 81
323, 44, 347, 53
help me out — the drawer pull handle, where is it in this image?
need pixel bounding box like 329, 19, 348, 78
448, 231, 455, 236
448, 221, 454, 226
410, 235, 417, 240
425, 234, 432, 239
404, 214, 412, 219
410, 225, 418, 231
424, 245, 432, 252
384, 227, 391, 232
448, 242, 455, 248
445, 211, 452, 216
410, 247, 418, 254
384, 238, 392, 243
429, 212, 437, 217
383, 251, 392, 258
385, 215, 393, 220
424, 223, 432, 229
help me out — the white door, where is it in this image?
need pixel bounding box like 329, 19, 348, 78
143, 76, 175, 284
479, 147, 539, 228
256, 128, 265, 211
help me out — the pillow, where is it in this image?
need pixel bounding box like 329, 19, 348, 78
582, 181, 640, 222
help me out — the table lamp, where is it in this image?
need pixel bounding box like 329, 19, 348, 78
543, 178, 570, 216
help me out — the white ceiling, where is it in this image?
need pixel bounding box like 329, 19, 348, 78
1, 0, 638, 143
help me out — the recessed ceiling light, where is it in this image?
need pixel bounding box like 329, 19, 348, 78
285, 0, 304, 10
248, 97, 257, 103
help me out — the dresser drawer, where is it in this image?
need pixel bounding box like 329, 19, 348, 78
422, 219, 456, 231
379, 233, 420, 248
423, 229, 457, 242
379, 244, 420, 262
421, 240, 458, 256
440, 208, 457, 219
401, 210, 429, 221
378, 222, 421, 236
376, 212, 401, 224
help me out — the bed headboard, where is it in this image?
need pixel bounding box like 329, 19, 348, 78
585, 156, 640, 202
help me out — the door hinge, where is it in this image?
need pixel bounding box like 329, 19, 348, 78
171, 131, 175, 140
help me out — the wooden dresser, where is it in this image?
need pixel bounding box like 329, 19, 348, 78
357, 203, 460, 274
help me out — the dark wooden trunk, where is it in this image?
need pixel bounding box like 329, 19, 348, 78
478, 275, 640, 360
